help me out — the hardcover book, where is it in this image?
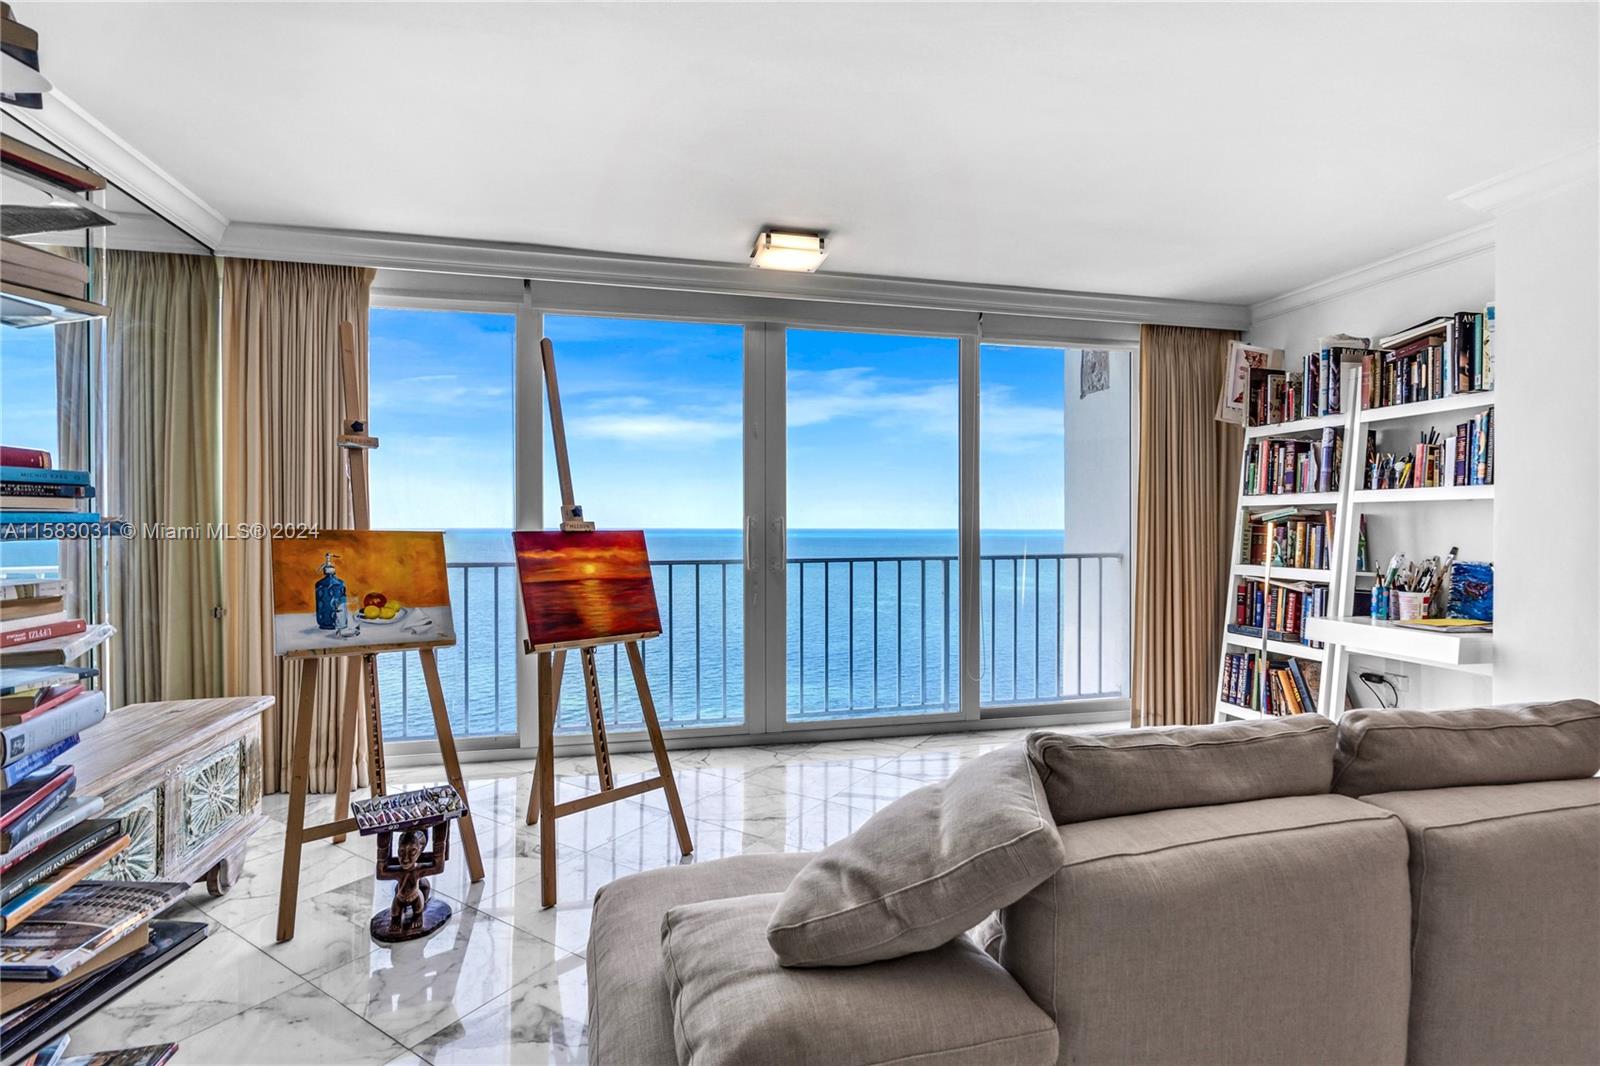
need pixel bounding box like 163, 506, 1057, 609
1, 836, 130, 932
0, 798, 105, 872
1, 683, 84, 725
1, 820, 122, 906
3, 737, 78, 789
0, 769, 74, 851
2, 691, 105, 768
0, 667, 96, 698
0, 881, 186, 981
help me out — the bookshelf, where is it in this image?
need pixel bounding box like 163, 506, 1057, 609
1305, 309, 1496, 704
1215, 349, 1367, 723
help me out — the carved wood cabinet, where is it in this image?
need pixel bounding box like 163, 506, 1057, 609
74, 696, 273, 894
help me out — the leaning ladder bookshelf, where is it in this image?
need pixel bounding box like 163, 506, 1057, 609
1214, 355, 1366, 723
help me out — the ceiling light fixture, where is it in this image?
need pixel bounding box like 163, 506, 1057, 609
750, 230, 827, 272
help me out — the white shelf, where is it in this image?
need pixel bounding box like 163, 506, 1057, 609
1221, 633, 1327, 662
1304, 616, 1493, 671
1245, 412, 1346, 439
1350, 485, 1493, 504
1233, 564, 1333, 581
1358, 391, 1495, 425
1216, 701, 1262, 721
1240, 492, 1340, 508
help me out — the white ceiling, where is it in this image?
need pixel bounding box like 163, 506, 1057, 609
17, 2, 1599, 305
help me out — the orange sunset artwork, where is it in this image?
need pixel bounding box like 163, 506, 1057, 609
512, 530, 662, 651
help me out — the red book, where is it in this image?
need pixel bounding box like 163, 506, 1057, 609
0, 619, 85, 649
1, 682, 83, 723
0, 446, 51, 469
0, 766, 73, 830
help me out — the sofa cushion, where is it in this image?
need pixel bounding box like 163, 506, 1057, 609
1359, 779, 1600, 1066
766, 744, 1064, 967
663, 892, 1058, 1066
587, 854, 812, 1066
1026, 713, 1335, 823
1332, 699, 1600, 796
999, 794, 1411, 1065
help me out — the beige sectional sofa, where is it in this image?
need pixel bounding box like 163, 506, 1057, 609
586, 700, 1600, 1066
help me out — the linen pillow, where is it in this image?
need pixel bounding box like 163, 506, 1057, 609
1027, 713, 1336, 824
766, 744, 1063, 967
668, 893, 1059, 1066
1332, 699, 1600, 796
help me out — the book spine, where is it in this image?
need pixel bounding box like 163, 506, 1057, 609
0, 581, 67, 602
0, 448, 49, 469
0, 619, 85, 650
0, 511, 102, 525
2, 691, 104, 767
0, 782, 69, 852
1, 824, 120, 904
0, 467, 90, 486
3, 736, 77, 787
0, 482, 92, 499
0, 836, 129, 931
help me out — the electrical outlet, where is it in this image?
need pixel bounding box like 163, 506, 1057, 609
1383, 667, 1411, 692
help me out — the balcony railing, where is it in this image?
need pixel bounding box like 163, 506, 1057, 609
376, 552, 1124, 741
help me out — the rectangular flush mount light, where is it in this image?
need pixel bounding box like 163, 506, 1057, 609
750, 230, 827, 272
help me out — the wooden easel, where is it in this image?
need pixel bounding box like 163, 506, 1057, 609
524, 337, 693, 907
273, 322, 485, 943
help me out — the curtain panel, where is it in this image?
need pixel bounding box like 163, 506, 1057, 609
1132, 324, 1242, 727
221, 259, 374, 793
101, 250, 225, 703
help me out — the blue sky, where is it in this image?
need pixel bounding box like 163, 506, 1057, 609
335, 310, 1073, 531
0, 325, 61, 455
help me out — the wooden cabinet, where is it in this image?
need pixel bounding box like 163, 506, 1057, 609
75, 696, 272, 895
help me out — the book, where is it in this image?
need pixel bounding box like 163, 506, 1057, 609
0, 920, 206, 1060
4, 738, 78, 788
0, 599, 66, 623
0, 769, 74, 850
0, 881, 187, 981
0, 136, 106, 194
0, 926, 148, 1015
0, 667, 96, 698
0, 468, 89, 488
0, 447, 49, 470
1, 836, 130, 933
1, 683, 83, 725
0, 483, 92, 500
3, 690, 104, 769
0, 512, 103, 528
57, 1044, 178, 1066
0, 496, 81, 513
1, 621, 86, 650
0, 240, 89, 298
0, 580, 67, 603
1392, 617, 1491, 632
0, 625, 114, 669
1, 819, 119, 901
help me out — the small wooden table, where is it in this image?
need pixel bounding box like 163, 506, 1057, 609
73, 695, 273, 894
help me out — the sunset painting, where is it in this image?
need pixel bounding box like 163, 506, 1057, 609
512, 530, 662, 652
271, 530, 455, 656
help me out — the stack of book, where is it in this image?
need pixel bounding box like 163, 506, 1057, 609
1, 447, 104, 539
1221, 653, 1319, 715
1363, 413, 1494, 491
1239, 510, 1336, 570
1362, 308, 1495, 409
1246, 336, 1368, 426
0, 577, 111, 668
1243, 428, 1343, 496
1228, 577, 1328, 647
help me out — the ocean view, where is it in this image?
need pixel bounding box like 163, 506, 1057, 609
377, 528, 1126, 740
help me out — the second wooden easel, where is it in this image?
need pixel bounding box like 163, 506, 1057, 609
523, 337, 694, 907
274, 322, 485, 942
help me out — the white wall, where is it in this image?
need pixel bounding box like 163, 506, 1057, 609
1489, 178, 1600, 703
1249, 240, 1498, 710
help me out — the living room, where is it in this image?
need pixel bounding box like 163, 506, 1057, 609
0, 4, 1595, 1065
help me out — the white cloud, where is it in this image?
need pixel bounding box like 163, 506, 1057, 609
573, 411, 741, 444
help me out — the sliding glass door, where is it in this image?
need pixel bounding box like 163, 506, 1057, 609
782, 328, 962, 726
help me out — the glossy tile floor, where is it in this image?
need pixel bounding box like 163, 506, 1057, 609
69, 726, 1077, 1065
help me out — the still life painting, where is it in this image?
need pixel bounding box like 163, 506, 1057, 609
271, 530, 455, 656
512, 530, 662, 652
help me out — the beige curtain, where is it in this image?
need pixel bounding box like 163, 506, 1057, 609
1132, 324, 1242, 727
220, 259, 374, 793
100, 250, 224, 703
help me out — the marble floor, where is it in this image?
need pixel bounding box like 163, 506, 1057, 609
67, 726, 1075, 1065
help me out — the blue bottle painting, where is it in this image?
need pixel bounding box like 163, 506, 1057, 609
315, 552, 347, 630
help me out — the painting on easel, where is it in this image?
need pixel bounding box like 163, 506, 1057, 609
512, 530, 661, 651
271, 530, 456, 656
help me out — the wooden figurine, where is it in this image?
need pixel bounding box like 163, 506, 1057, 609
370, 822, 452, 942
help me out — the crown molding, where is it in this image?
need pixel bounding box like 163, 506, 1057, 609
1250, 223, 1495, 325
221, 221, 1249, 329
2, 92, 229, 248
1450, 142, 1600, 215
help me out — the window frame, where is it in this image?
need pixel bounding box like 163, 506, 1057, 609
370, 274, 1137, 764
